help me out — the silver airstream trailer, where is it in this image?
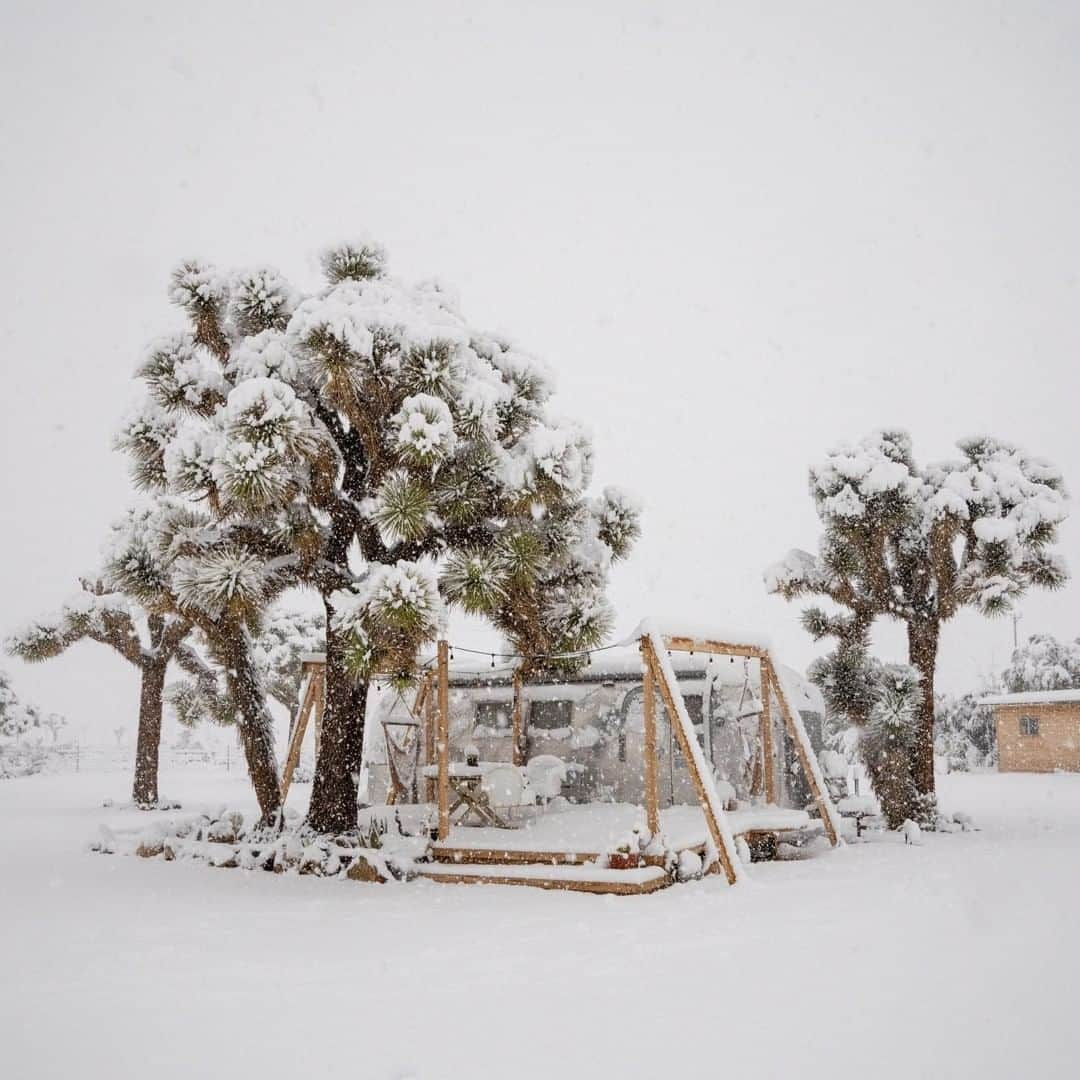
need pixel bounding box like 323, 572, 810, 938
361, 646, 825, 810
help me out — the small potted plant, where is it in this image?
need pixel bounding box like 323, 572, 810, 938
606, 845, 641, 870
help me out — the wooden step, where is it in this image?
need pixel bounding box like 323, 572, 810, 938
431, 844, 598, 866
416, 860, 672, 895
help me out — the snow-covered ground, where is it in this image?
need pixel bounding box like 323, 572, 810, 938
3, 770, 1079, 1079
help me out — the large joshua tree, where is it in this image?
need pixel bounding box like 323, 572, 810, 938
6, 568, 214, 807
121, 237, 639, 833
766, 430, 1068, 807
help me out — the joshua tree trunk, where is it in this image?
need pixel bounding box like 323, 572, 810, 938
308, 602, 367, 834
132, 656, 168, 808
906, 617, 940, 800
217, 637, 283, 825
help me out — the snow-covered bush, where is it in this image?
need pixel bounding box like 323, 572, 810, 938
1002, 633, 1080, 693
0, 669, 54, 779
934, 693, 996, 771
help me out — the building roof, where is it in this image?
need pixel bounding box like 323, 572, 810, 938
979, 688, 1080, 707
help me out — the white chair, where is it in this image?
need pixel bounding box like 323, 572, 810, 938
481, 765, 528, 823
525, 755, 567, 805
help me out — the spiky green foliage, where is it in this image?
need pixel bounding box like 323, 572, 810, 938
331, 563, 444, 684
320, 238, 387, 283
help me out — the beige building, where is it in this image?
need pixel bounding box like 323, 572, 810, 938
980, 690, 1080, 773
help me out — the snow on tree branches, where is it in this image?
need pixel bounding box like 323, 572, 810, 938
120, 236, 640, 832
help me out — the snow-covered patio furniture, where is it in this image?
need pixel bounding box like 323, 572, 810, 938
524, 755, 567, 805
420, 762, 510, 829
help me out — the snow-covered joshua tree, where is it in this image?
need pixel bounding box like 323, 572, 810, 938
120, 237, 639, 833
767, 430, 1068, 807
6, 561, 214, 807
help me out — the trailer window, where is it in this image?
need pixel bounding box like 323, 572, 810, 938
529, 700, 573, 730
475, 701, 510, 731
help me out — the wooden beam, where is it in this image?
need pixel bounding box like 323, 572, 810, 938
415, 867, 673, 896
436, 640, 450, 841
280, 664, 318, 803
762, 656, 840, 847
642, 637, 739, 885
423, 672, 436, 804
640, 639, 661, 837
759, 660, 776, 804
511, 670, 525, 767
312, 665, 325, 764
663, 635, 767, 659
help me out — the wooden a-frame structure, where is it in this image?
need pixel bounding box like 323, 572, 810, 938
280, 625, 841, 894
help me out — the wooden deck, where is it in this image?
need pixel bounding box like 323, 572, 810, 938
416, 860, 673, 895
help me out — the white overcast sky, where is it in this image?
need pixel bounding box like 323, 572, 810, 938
1, 1, 1078, 742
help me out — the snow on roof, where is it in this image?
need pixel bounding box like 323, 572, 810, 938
979, 688, 1080, 707
624, 616, 771, 652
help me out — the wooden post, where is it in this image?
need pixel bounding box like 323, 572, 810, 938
763, 656, 839, 846
436, 640, 450, 841
642, 638, 739, 885
280, 662, 319, 803
759, 660, 775, 804
511, 670, 525, 767
640, 640, 661, 837
424, 673, 436, 803
313, 666, 325, 763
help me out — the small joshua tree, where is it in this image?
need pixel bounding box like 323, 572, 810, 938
6, 570, 212, 807
121, 237, 640, 833
767, 430, 1068, 811
102, 502, 296, 823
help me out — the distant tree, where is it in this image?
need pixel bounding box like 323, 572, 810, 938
41, 713, 67, 743
6, 567, 214, 808
0, 669, 43, 739
1002, 632, 1080, 692
120, 238, 639, 835
767, 430, 1068, 814
0, 669, 55, 778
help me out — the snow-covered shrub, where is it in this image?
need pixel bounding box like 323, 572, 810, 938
934, 693, 996, 771
1002, 633, 1080, 693
0, 669, 53, 779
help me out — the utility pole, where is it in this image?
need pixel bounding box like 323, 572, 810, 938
1011, 611, 1022, 652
